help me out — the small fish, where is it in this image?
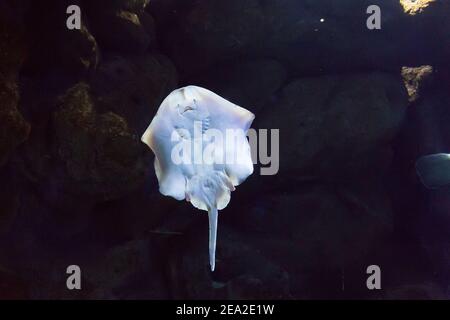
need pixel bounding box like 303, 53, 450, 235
416, 153, 450, 189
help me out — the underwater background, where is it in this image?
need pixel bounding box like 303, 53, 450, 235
0, 0, 449, 299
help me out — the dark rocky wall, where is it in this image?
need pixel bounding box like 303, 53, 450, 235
0, 0, 449, 299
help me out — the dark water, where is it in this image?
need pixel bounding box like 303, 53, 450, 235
0, 0, 449, 299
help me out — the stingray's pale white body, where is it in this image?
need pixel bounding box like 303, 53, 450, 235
142, 86, 254, 271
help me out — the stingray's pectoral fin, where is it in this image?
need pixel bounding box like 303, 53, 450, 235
208, 206, 218, 272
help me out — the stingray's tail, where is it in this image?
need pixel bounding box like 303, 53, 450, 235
208, 207, 218, 272
186, 171, 235, 272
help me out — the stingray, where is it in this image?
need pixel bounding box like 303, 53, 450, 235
416, 153, 450, 189
142, 86, 255, 271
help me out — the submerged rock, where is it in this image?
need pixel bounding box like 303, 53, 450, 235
58, 21, 99, 73
400, 0, 436, 15
53, 82, 149, 201
23, 0, 98, 75
0, 267, 29, 299
157, 0, 449, 75
91, 53, 178, 133
88, 9, 155, 54
235, 181, 393, 298
85, 0, 151, 13
256, 72, 408, 180
84, 238, 168, 299
19, 52, 177, 207
0, 80, 30, 167
168, 226, 290, 299
194, 59, 287, 114
160, 0, 265, 73
401, 65, 434, 102
0, 0, 31, 166
0, 166, 20, 233
384, 282, 446, 299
